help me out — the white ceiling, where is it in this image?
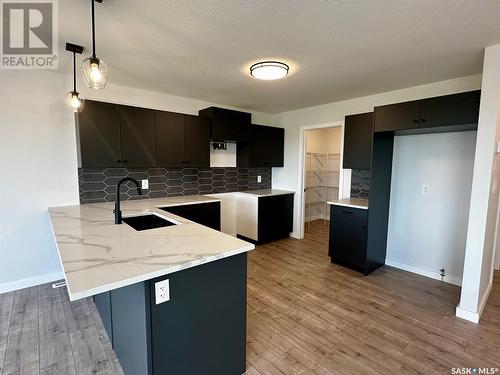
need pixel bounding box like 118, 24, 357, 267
60, 0, 500, 113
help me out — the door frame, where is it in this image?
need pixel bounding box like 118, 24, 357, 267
296, 120, 346, 239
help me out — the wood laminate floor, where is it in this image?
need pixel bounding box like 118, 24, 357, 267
0, 219, 498, 374
245, 220, 500, 374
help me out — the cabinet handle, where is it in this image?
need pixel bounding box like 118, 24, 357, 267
413, 119, 418, 124
421, 118, 427, 123
342, 210, 354, 215
122, 160, 128, 163
116, 160, 121, 163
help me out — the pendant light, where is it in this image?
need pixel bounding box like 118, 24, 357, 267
65, 43, 85, 112
81, 0, 109, 89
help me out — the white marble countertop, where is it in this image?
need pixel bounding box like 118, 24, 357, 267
47, 196, 254, 301
327, 198, 369, 210
240, 189, 295, 197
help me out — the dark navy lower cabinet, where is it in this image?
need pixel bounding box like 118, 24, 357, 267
160, 202, 221, 231
328, 203, 388, 275
94, 252, 247, 375
329, 206, 368, 273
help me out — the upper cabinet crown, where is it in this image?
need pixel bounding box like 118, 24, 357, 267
343, 112, 373, 170
374, 90, 480, 133
198, 107, 251, 142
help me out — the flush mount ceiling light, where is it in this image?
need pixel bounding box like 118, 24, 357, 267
66, 43, 85, 112
81, 0, 109, 89
250, 61, 289, 80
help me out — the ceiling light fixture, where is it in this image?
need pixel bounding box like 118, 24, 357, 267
66, 43, 85, 112
81, 0, 109, 89
250, 61, 289, 80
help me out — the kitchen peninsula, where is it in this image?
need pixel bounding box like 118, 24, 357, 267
48, 195, 254, 375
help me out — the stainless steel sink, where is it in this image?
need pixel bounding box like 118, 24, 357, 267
122, 213, 178, 231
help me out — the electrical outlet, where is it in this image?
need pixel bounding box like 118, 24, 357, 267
155, 279, 170, 305
257, 175, 262, 183
422, 184, 430, 196
142, 179, 149, 190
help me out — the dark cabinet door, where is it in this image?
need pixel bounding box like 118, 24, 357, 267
119, 106, 156, 168
248, 125, 285, 167
199, 107, 251, 142
160, 202, 221, 231
419, 90, 480, 129
76, 100, 121, 168
374, 100, 420, 132
343, 112, 373, 169
183, 114, 210, 167
329, 210, 367, 271
258, 194, 293, 243
155, 110, 185, 168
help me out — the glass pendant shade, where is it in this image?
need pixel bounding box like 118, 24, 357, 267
81, 57, 109, 89
66, 91, 85, 112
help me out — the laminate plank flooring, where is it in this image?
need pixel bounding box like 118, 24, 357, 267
244, 220, 500, 375
0, 284, 122, 375
0, 219, 499, 374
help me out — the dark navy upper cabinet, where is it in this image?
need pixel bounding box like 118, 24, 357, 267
374, 90, 480, 133
237, 124, 284, 167
374, 100, 420, 133
119, 105, 156, 168
78, 100, 155, 168
343, 112, 373, 170
183, 114, 210, 167
76, 100, 121, 168
198, 106, 251, 142
155, 110, 185, 168
155, 112, 210, 168
419, 90, 481, 129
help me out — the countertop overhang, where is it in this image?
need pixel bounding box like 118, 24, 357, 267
327, 198, 369, 210
238, 189, 295, 197
47, 195, 255, 301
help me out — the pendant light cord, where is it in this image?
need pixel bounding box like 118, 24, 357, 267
73, 52, 77, 92
91, 0, 96, 58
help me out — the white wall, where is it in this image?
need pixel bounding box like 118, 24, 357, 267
273, 74, 482, 237
305, 127, 342, 154
0, 70, 79, 291
457, 44, 500, 323
0, 71, 278, 293
386, 132, 477, 286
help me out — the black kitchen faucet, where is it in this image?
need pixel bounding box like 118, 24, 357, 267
114, 177, 142, 224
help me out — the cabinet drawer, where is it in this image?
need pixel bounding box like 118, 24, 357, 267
331, 205, 368, 221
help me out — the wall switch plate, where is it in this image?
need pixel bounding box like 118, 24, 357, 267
142, 179, 149, 190
422, 184, 430, 195
155, 279, 170, 305
257, 175, 262, 183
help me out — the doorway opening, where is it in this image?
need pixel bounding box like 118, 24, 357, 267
296, 121, 347, 239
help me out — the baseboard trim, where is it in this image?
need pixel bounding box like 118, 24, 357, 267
290, 232, 301, 239
385, 258, 462, 286
455, 306, 479, 323
0, 272, 64, 294
455, 281, 493, 324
